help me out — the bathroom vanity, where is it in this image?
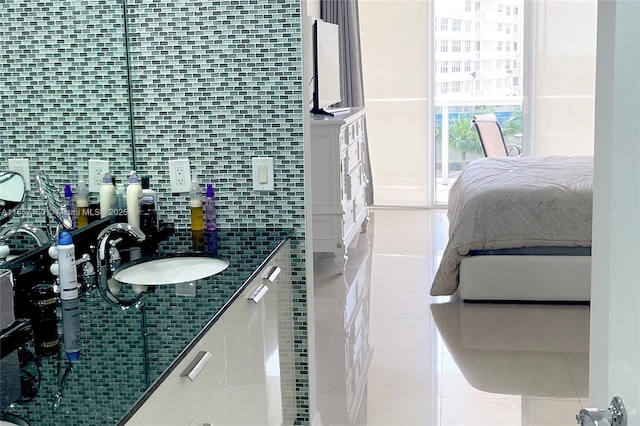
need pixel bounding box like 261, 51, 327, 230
1, 227, 295, 426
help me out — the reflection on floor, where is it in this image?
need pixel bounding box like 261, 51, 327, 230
314, 209, 589, 426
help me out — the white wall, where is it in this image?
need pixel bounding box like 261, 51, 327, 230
590, 0, 640, 420
359, 0, 431, 207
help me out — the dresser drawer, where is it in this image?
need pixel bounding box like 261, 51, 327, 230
342, 200, 355, 240
346, 139, 361, 173
347, 116, 364, 142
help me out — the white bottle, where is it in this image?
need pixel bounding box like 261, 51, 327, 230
99, 171, 116, 218
57, 231, 79, 301
126, 171, 143, 228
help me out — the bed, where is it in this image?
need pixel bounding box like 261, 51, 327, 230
430, 155, 593, 302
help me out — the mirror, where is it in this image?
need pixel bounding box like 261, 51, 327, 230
2, 2, 136, 243
0, 171, 27, 227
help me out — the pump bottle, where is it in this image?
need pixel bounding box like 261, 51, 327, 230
76, 180, 89, 228
205, 184, 217, 231
190, 180, 204, 231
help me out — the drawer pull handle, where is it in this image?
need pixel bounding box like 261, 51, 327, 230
264, 266, 281, 283
248, 283, 269, 303
180, 351, 212, 382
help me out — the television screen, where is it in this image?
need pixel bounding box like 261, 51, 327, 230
312, 20, 341, 114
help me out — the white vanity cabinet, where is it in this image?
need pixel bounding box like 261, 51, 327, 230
310, 108, 369, 273
126, 240, 291, 426
126, 319, 227, 426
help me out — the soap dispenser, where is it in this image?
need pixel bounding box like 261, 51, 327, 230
205, 184, 217, 231
126, 171, 143, 228
189, 180, 204, 231
99, 172, 116, 218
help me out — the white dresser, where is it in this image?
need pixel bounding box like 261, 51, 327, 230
310, 107, 369, 273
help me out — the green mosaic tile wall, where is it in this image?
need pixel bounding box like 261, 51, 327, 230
2, 0, 309, 422
125, 0, 307, 421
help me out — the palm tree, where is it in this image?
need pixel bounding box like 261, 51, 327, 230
501, 109, 523, 147
448, 114, 483, 169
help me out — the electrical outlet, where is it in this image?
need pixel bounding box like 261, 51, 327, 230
7, 158, 31, 191
88, 159, 109, 192
169, 159, 191, 192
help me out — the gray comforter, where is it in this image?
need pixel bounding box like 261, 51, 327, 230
430, 155, 593, 296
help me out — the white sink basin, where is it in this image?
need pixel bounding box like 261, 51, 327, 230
114, 256, 230, 285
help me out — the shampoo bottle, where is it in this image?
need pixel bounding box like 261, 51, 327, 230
126, 171, 143, 228
57, 231, 79, 301
205, 184, 217, 231
76, 180, 89, 228
189, 180, 204, 231
99, 172, 116, 218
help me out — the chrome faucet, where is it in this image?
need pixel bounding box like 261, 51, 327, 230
0, 223, 49, 262
95, 223, 145, 309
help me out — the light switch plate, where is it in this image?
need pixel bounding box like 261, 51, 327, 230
88, 159, 110, 192
7, 158, 31, 191
252, 157, 274, 191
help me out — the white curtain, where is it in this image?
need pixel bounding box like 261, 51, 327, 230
321, 0, 374, 205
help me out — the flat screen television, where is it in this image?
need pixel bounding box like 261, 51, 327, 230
311, 19, 342, 116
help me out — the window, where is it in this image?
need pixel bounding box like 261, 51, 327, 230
465, 20, 472, 32
513, 42, 518, 51
497, 41, 503, 51
474, 60, 480, 71
465, 80, 473, 92
497, 23, 503, 32
464, 40, 472, 52
506, 5, 511, 16
475, 1, 481, 11
441, 18, 449, 31
513, 76, 520, 87
506, 42, 511, 52
452, 19, 461, 31
440, 40, 449, 52
505, 25, 511, 34
465, 0, 472, 12
452, 61, 461, 72
452, 40, 461, 52
496, 79, 503, 89
441, 82, 449, 94
497, 4, 503, 12
475, 40, 481, 51
505, 60, 510, 70
464, 60, 471, 72
497, 59, 503, 69
440, 61, 448, 73
514, 6, 519, 15
475, 21, 481, 31
452, 81, 461, 93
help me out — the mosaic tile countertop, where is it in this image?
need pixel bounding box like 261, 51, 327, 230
3, 228, 293, 426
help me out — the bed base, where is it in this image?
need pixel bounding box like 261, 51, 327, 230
458, 255, 591, 302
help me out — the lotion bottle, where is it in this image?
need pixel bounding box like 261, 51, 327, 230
126, 171, 143, 228
99, 172, 116, 218
57, 231, 79, 301
189, 180, 204, 231
64, 184, 76, 229
76, 180, 89, 228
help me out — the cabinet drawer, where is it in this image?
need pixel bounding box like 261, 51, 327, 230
346, 139, 361, 173
342, 200, 355, 240
126, 321, 226, 426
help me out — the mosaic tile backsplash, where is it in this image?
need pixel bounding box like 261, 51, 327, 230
2, 0, 309, 422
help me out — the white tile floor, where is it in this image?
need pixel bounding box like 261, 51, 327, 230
314, 209, 589, 426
